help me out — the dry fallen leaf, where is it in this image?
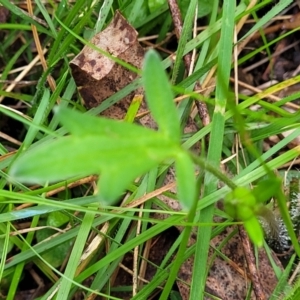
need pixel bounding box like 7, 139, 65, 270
70, 10, 147, 121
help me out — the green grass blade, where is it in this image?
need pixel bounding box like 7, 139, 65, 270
190, 1, 236, 298
94, 0, 114, 33
35, 0, 58, 38
56, 212, 95, 299
0, 0, 51, 33
239, 0, 293, 41
170, 0, 197, 84
22, 89, 51, 150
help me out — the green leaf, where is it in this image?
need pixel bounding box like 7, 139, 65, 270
148, 0, 165, 12
53, 106, 156, 138
47, 211, 69, 227
244, 217, 264, 247
225, 187, 265, 247
224, 187, 257, 221
143, 50, 180, 141
36, 227, 74, 268
122, 1, 149, 26
10, 134, 178, 179
124, 94, 143, 123
10, 107, 181, 204
179, 0, 213, 18
175, 152, 196, 210
252, 177, 282, 204
96, 141, 176, 203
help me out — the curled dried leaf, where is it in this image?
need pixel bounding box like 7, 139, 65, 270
70, 11, 146, 120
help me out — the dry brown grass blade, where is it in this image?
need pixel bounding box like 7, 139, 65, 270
26, 0, 57, 94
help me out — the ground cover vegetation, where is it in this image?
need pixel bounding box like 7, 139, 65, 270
1, 0, 300, 299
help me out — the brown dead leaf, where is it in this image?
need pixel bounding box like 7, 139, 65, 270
70, 11, 148, 122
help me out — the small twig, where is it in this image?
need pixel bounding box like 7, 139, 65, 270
262, 38, 288, 81
13, 175, 98, 211
76, 222, 109, 276
243, 40, 300, 73
238, 225, 266, 300
125, 182, 176, 209
138, 239, 151, 287
289, 260, 300, 284
118, 263, 153, 286
0, 79, 38, 86
140, 40, 173, 55
0, 131, 22, 146
10, 225, 65, 235
167, 0, 210, 126
189, 6, 197, 77
250, 12, 300, 42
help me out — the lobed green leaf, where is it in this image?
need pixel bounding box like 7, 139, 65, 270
244, 217, 264, 247
9, 107, 181, 204
143, 50, 180, 140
